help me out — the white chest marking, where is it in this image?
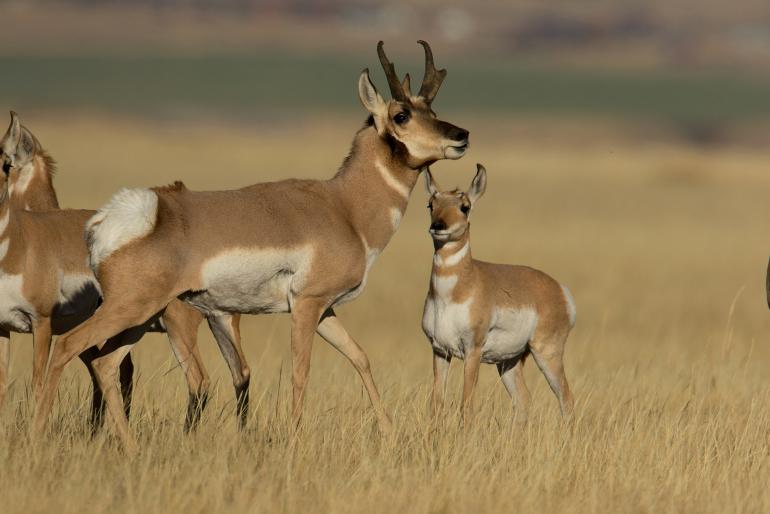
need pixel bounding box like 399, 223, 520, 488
0, 273, 34, 332
375, 159, 410, 200
336, 243, 380, 306
190, 246, 313, 315
389, 207, 403, 230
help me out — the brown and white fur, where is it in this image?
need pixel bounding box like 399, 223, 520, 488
422, 164, 575, 424
0, 113, 225, 431
34, 41, 470, 451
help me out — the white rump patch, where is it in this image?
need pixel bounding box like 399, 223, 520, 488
86, 188, 158, 271
375, 159, 410, 200
561, 284, 577, 327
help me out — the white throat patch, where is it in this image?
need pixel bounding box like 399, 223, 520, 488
375, 159, 410, 200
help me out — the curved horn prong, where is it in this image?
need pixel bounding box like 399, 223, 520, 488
377, 41, 407, 102
417, 40, 447, 103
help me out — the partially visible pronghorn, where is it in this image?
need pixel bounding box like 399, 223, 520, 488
34, 40, 470, 451
766, 258, 769, 308
422, 164, 575, 423
0, 112, 229, 431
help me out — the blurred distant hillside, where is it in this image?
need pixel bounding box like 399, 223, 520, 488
1, 1, 769, 146
3, 0, 770, 70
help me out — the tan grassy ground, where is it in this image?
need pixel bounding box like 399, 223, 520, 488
0, 115, 768, 513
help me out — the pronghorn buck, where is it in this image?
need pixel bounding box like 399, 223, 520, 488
34, 40, 469, 451
422, 164, 575, 423
0, 112, 223, 431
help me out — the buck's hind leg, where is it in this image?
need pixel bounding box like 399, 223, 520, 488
207, 314, 250, 428
31, 317, 53, 403
497, 352, 531, 423
162, 301, 211, 431
529, 333, 574, 420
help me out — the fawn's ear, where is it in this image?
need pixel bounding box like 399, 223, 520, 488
424, 167, 440, 197
1, 111, 36, 168
467, 163, 487, 204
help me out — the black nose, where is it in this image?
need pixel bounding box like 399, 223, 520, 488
430, 220, 447, 231
455, 128, 469, 141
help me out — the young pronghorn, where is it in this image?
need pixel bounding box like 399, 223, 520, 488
0, 112, 230, 431
34, 40, 470, 451
422, 164, 575, 423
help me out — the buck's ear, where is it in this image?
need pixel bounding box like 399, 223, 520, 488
423, 167, 440, 197
358, 69, 387, 115
1, 111, 35, 167
467, 164, 487, 203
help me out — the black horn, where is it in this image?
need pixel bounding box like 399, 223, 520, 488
377, 41, 408, 102
417, 40, 447, 103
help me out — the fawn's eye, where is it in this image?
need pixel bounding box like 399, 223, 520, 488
394, 111, 410, 125
460, 204, 470, 215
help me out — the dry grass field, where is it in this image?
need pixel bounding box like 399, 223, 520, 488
0, 115, 768, 513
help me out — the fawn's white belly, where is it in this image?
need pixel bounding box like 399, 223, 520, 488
423, 297, 537, 364
186, 246, 313, 315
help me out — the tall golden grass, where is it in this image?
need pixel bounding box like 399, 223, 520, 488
0, 115, 768, 513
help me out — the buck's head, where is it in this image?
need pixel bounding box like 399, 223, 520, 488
358, 41, 469, 169
0, 111, 38, 179
425, 163, 486, 243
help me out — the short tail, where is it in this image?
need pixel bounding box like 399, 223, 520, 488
86, 188, 159, 272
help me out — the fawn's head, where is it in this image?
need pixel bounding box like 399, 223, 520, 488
358, 41, 469, 169
425, 163, 487, 243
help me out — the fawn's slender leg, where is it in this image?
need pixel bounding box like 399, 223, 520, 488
431, 348, 451, 417
530, 336, 574, 419
497, 353, 531, 423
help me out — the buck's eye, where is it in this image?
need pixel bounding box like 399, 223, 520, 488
460, 204, 470, 215
427, 203, 433, 211
394, 111, 410, 125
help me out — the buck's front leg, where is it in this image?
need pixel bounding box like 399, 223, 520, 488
316, 309, 392, 435
31, 316, 53, 403
431, 348, 451, 417
289, 296, 327, 432
461, 344, 483, 428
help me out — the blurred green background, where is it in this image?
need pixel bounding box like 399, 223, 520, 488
2, 0, 769, 141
